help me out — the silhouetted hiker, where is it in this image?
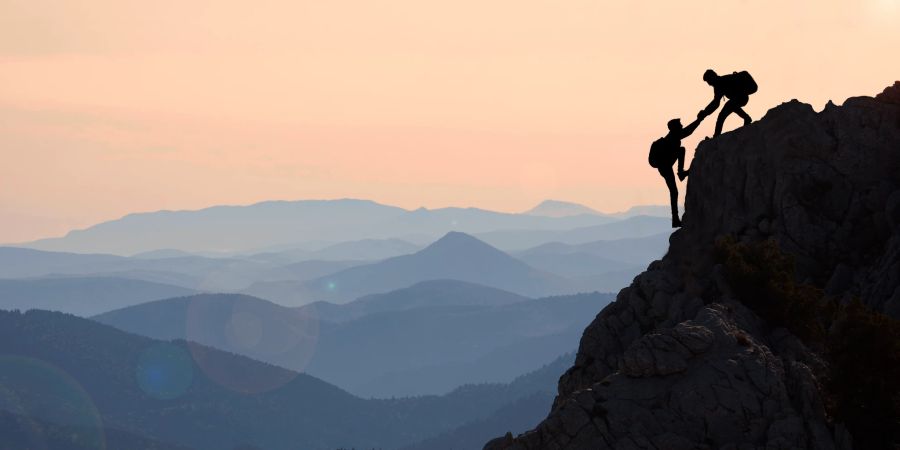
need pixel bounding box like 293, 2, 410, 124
701, 69, 757, 136
648, 111, 708, 227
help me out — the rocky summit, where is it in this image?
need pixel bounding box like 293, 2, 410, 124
486, 82, 900, 450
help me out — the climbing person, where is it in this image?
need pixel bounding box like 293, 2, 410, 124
701, 69, 758, 136
648, 110, 709, 228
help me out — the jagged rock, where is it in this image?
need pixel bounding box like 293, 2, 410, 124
486, 83, 900, 449
876, 81, 900, 105
619, 321, 713, 377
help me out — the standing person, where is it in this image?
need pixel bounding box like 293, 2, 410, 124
702, 69, 758, 136
648, 111, 708, 227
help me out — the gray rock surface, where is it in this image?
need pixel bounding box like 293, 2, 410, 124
485, 83, 900, 449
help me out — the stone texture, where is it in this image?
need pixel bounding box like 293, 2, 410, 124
485, 83, 900, 450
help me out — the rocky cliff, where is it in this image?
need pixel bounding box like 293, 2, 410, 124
486, 82, 900, 450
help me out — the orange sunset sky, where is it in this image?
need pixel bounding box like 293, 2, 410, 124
1, 0, 899, 243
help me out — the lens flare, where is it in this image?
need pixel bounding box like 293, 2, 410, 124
184, 295, 320, 394
0, 377, 48, 450
0, 355, 105, 449
226, 311, 264, 351
135, 343, 194, 400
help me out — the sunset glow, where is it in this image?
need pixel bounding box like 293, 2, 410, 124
1, 0, 898, 242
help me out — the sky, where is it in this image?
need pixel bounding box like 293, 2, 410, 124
1, 0, 899, 243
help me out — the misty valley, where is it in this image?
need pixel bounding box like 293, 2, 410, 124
0, 200, 671, 449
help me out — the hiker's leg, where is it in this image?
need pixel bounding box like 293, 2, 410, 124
676, 146, 686, 174
734, 95, 751, 126
735, 107, 752, 125
659, 168, 679, 222
714, 100, 739, 136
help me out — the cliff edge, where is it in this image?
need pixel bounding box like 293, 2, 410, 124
486, 82, 900, 450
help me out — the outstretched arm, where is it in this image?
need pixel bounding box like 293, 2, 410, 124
702, 92, 723, 116
679, 112, 707, 138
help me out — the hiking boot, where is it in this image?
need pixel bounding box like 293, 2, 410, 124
678, 169, 690, 181
672, 217, 682, 228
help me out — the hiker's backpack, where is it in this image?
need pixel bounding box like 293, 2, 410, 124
730, 70, 758, 96
648, 137, 671, 168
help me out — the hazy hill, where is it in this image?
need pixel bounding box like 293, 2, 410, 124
511, 233, 670, 279
299, 279, 530, 323
515, 232, 670, 266
369, 206, 616, 238
402, 353, 575, 450
524, 200, 600, 217
98, 255, 298, 291
0, 246, 364, 293
245, 232, 575, 306
0, 410, 191, 450
0, 277, 195, 316
353, 330, 583, 397
476, 215, 671, 250
0, 309, 572, 450
276, 259, 367, 282
305, 238, 420, 261
131, 248, 198, 259
303, 231, 574, 301
23, 199, 406, 255
94, 290, 611, 397
21, 199, 617, 255
0, 247, 126, 278
516, 251, 640, 278
243, 238, 419, 265
94, 294, 318, 371
304, 292, 612, 395
0, 247, 265, 290
608, 204, 676, 218
406, 395, 552, 450
610, 205, 684, 219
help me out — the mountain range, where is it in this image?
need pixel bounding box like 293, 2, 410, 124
1, 229, 663, 314
94, 286, 613, 397
0, 308, 572, 449
475, 214, 671, 250
0, 276, 196, 316
0, 246, 290, 291
243, 232, 576, 306
242, 238, 421, 264
299, 279, 530, 323
18, 199, 617, 255
512, 232, 670, 277
15, 199, 674, 256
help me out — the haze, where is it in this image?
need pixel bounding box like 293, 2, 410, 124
1, 0, 898, 242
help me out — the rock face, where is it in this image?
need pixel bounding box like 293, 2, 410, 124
485, 83, 900, 450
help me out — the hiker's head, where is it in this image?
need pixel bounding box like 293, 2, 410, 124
703, 69, 718, 85
667, 119, 682, 132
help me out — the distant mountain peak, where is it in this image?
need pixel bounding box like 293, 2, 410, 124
416, 231, 508, 259
524, 200, 599, 217
286, 229, 571, 305
425, 231, 495, 251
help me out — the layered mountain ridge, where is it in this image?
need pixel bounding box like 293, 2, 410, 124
487, 83, 900, 449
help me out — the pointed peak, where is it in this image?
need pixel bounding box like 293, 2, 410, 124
524, 200, 599, 217
420, 231, 501, 254
412, 231, 521, 266
432, 231, 483, 245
